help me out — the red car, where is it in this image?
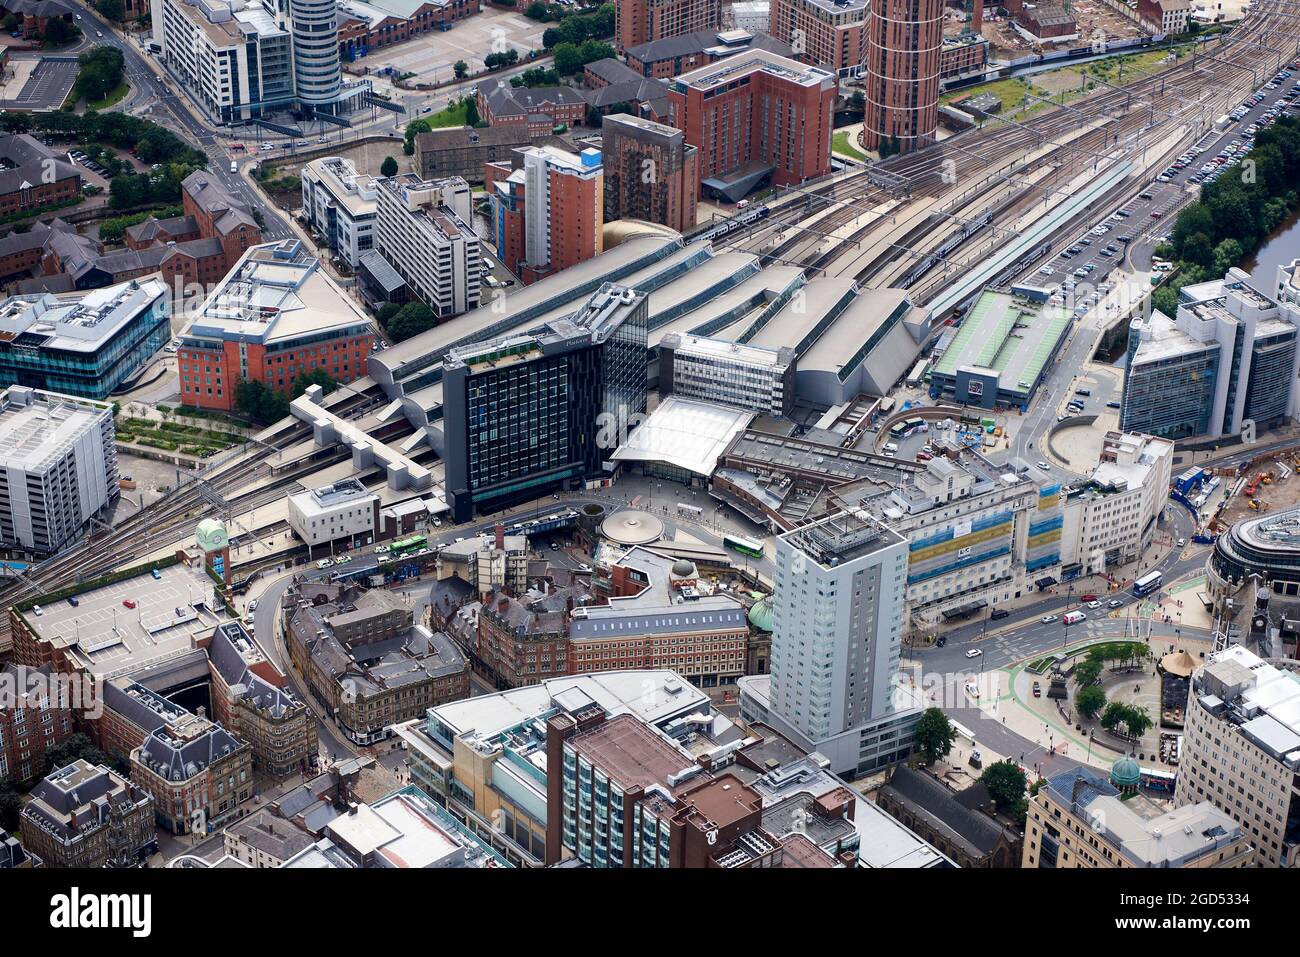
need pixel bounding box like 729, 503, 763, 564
122, 599, 136, 609
1081, 594, 1097, 602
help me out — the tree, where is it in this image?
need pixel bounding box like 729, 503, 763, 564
981, 760, 1028, 810
465, 97, 481, 127
1076, 684, 1107, 720
387, 302, 438, 343
235, 380, 290, 426
43, 17, 78, 45
94, 0, 126, 20
913, 708, 955, 765
404, 117, 432, 155
454, 59, 469, 80
43, 733, 109, 775
75, 46, 126, 103
380, 155, 399, 177
376, 302, 402, 327
291, 369, 337, 399
0, 781, 21, 832
1073, 656, 1103, 687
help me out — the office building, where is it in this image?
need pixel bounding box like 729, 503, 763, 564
442, 283, 648, 521
1121, 268, 1300, 440
666, 50, 836, 201
130, 708, 253, 835
281, 786, 511, 867
283, 579, 470, 745
371, 173, 481, 316
0, 134, 80, 217
1025, 765, 1250, 868
1175, 645, 1300, 867
301, 156, 379, 269
600, 114, 699, 234
517, 145, 604, 285
152, 0, 364, 123
0, 386, 117, 557
0, 278, 170, 399
617, 0, 722, 52
658, 331, 794, 415
19, 760, 157, 868
864, 0, 943, 153
287, 478, 380, 549
1208, 502, 1300, 646
769, 0, 868, 77
1060, 431, 1175, 576
1138, 0, 1190, 34
743, 510, 920, 776
0, 664, 76, 785
476, 584, 585, 688
176, 239, 378, 412
202, 621, 314, 778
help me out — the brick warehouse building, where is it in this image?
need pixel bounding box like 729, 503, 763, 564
864, 0, 943, 153
616, 0, 721, 53
0, 134, 81, 218
666, 49, 836, 200
337, 0, 480, 57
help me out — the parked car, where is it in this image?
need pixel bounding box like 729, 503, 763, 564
123, 599, 136, 609
1032, 682, 1042, 698
990, 609, 1010, 620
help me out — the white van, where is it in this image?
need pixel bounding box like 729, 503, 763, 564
230, 161, 238, 174
1064, 610, 1086, 625
884, 442, 899, 454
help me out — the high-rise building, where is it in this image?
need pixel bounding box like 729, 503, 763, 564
600, 113, 699, 234
19, 760, 157, 869
666, 49, 836, 200
658, 332, 794, 415
1175, 645, 1300, 868
864, 0, 943, 153
520, 146, 605, 285
742, 510, 920, 776
372, 173, 482, 316
617, 0, 722, 52
1121, 267, 1300, 441
769, 0, 868, 77
442, 283, 648, 521
301, 156, 379, 269
288, 0, 344, 111
0, 386, 118, 557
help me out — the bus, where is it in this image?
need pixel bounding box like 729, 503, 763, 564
677, 502, 703, 517
390, 535, 427, 557
1133, 571, 1163, 597
723, 534, 764, 559
889, 421, 910, 439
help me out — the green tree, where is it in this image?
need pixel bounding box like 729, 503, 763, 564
913, 707, 955, 765
380, 155, 399, 177
94, 0, 126, 20
465, 97, 481, 127
376, 302, 402, 327
387, 302, 438, 342
291, 369, 337, 399
1076, 684, 1106, 719
75, 46, 126, 103
1073, 656, 1103, 686
404, 117, 432, 155
454, 59, 469, 80
553, 42, 584, 76
981, 760, 1028, 810
43, 733, 109, 775
43, 17, 78, 46
235, 380, 290, 426
0, 781, 21, 832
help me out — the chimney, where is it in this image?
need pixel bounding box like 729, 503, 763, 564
972, 0, 984, 31
495, 523, 505, 551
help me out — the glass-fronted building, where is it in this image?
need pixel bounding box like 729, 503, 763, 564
0, 278, 170, 399
442, 283, 649, 522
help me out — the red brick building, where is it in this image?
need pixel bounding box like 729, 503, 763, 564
666, 49, 836, 198
0, 664, 75, 785
600, 113, 699, 235
616, 0, 721, 53
477, 80, 590, 131
769, 0, 868, 77
864, 0, 944, 153
338, 0, 479, 57
0, 133, 81, 217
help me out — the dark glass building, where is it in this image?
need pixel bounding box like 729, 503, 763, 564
442, 284, 648, 522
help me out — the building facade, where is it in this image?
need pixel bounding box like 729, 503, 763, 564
864, 0, 943, 153
130, 711, 254, 835
769, 0, 868, 77
301, 156, 379, 269
600, 114, 699, 234
519, 146, 604, 285
616, 0, 722, 52
0, 386, 118, 557
287, 478, 381, 549
19, 760, 157, 868
442, 283, 648, 521
658, 331, 794, 415
0, 664, 75, 785
373, 173, 482, 316
0, 135, 81, 217
414, 125, 532, 182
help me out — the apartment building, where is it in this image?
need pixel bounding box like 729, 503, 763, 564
176, 239, 378, 412
1121, 268, 1300, 440
1175, 645, 1300, 867
616, 0, 722, 52
1060, 431, 1175, 576
372, 173, 481, 316
623, 26, 793, 79
864, 0, 943, 152
600, 113, 699, 234
441, 284, 647, 521
666, 49, 836, 199
0, 386, 118, 557
286, 478, 381, 549
517, 145, 604, 285
301, 156, 379, 269
1025, 765, 1250, 868
769, 0, 868, 77
0, 278, 170, 399
0, 664, 75, 785
1138, 0, 1190, 34
19, 760, 157, 868
658, 332, 795, 415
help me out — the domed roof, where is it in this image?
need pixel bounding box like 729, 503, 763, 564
1110, 755, 1141, 787
748, 595, 773, 632
671, 559, 697, 577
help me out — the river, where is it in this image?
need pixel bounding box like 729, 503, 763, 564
1245, 205, 1300, 289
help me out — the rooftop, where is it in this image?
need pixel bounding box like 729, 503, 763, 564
0, 386, 112, 474
931, 287, 1072, 394
670, 49, 836, 94
782, 509, 907, 569
0, 277, 168, 354
610, 395, 755, 479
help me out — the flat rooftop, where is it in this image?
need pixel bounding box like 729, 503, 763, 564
931, 288, 1072, 393
22, 562, 224, 680
611, 395, 754, 478
0, 387, 110, 473
0, 277, 168, 354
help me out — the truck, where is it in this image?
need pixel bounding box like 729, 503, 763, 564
1215, 114, 1232, 132
1064, 610, 1086, 625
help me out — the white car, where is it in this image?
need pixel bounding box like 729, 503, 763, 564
1041, 614, 1059, 624
964, 682, 980, 699
317, 558, 333, 569
965, 648, 983, 659
1037, 461, 1051, 471
374, 544, 389, 553
334, 554, 352, 564
1176, 538, 1187, 547
1086, 600, 1101, 609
